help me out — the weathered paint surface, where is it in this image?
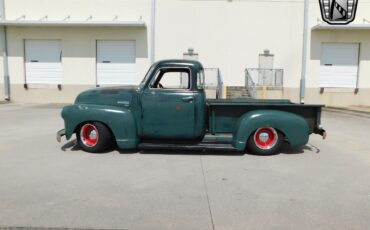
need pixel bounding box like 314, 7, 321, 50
62, 104, 138, 149
232, 110, 309, 151
61, 60, 324, 150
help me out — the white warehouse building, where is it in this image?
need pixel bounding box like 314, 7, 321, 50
1, 0, 370, 107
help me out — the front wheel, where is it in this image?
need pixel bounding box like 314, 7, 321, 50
246, 127, 283, 155
77, 122, 113, 153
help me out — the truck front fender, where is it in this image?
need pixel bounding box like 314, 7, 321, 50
232, 110, 309, 151
61, 104, 138, 149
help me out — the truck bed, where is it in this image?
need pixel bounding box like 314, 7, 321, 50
206, 99, 324, 134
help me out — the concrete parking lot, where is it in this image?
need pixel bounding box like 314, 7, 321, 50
0, 103, 370, 230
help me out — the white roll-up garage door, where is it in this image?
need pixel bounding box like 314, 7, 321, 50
97, 40, 136, 85
25, 40, 63, 84
320, 43, 359, 88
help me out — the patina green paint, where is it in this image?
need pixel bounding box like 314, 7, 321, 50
232, 110, 310, 150
207, 100, 322, 134
62, 104, 138, 149
141, 89, 195, 139
60, 59, 324, 151
193, 90, 206, 139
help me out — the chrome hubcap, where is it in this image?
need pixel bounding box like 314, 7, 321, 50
89, 130, 97, 140
258, 132, 270, 143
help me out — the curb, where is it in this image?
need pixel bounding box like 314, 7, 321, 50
0, 102, 69, 107
324, 107, 370, 118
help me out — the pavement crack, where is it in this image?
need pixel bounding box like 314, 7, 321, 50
200, 155, 215, 230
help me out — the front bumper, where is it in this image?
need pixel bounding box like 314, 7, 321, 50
56, 129, 66, 142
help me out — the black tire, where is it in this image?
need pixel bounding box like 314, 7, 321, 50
77, 122, 113, 153
246, 127, 283, 155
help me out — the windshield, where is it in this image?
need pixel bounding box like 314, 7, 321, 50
139, 64, 156, 89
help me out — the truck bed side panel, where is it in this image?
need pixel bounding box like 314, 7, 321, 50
207, 99, 323, 134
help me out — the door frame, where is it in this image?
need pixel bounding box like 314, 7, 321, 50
141, 66, 196, 139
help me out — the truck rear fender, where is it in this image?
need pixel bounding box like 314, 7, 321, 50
232, 110, 309, 151
62, 104, 138, 149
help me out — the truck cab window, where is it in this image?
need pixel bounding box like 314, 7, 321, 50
197, 70, 205, 89
150, 69, 190, 89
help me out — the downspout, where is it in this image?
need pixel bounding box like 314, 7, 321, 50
299, 0, 309, 104
150, 0, 156, 64
0, 0, 10, 100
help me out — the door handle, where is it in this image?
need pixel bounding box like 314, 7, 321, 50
182, 97, 193, 102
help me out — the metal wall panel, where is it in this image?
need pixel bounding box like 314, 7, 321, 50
97, 40, 136, 85
25, 40, 63, 84
320, 43, 359, 88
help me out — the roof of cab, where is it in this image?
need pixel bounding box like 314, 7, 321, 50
154, 59, 203, 70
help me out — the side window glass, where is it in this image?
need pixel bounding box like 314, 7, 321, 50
197, 70, 205, 89
150, 69, 190, 89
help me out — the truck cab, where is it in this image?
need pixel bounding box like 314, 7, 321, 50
139, 60, 206, 140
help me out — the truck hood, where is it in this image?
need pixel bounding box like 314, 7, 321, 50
74, 86, 139, 108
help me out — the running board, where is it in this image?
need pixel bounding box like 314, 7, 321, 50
138, 142, 239, 152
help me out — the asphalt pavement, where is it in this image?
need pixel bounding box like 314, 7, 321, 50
0, 103, 369, 230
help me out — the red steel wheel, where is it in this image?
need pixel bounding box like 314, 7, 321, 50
253, 127, 278, 150
247, 127, 283, 155
80, 124, 99, 147
77, 122, 114, 153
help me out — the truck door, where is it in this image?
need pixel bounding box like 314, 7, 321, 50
141, 67, 195, 139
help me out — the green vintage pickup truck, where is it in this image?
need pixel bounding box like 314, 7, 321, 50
57, 59, 326, 155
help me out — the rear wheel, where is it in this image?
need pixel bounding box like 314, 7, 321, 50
77, 122, 113, 153
246, 127, 283, 155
